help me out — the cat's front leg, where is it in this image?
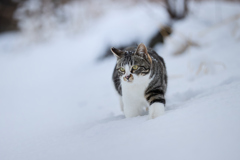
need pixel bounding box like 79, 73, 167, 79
119, 96, 124, 112
123, 105, 140, 118
149, 103, 165, 119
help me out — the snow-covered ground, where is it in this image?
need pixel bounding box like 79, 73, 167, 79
1, 1, 240, 160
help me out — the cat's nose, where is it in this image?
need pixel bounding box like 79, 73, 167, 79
125, 75, 130, 79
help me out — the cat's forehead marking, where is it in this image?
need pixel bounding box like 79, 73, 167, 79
124, 50, 134, 55
124, 64, 131, 75
118, 49, 150, 67
120, 52, 133, 66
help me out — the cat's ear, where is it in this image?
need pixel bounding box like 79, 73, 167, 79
111, 47, 124, 59
135, 43, 152, 63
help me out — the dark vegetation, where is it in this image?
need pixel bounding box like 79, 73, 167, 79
148, 25, 172, 48
0, 0, 71, 33
0, 0, 19, 32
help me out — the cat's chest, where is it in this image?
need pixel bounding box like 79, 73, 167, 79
121, 75, 151, 106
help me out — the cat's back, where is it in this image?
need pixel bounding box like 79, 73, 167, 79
147, 48, 166, 68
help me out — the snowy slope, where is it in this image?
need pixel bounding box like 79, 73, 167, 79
1, 1, 240, 160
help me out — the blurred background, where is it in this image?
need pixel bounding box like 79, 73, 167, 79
1, 0, 240, 49
1, 0, 240, 55
1, 0, 240, 160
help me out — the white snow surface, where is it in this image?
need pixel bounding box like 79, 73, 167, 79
1, 1, 240, 160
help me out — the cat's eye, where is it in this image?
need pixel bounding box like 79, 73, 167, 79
120, 67, 125, 72
132, 65, 138, 70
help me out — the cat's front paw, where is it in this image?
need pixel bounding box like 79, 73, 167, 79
149, 103, 165, 119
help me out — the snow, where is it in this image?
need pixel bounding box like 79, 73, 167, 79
1, 1, 240, 160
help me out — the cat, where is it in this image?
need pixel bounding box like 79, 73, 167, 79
111, 43, 167, 119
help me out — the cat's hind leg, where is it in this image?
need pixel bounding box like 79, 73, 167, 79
145, 88, 165, 119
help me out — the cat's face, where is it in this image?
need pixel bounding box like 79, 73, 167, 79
112, 43, 152, 83
116, 55, 150, 83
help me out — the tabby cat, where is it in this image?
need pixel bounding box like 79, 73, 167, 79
111, 43, 167, 119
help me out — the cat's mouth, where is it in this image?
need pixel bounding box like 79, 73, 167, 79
123, 74, 134, 82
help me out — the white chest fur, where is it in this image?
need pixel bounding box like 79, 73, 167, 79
121, 73, 151, 118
